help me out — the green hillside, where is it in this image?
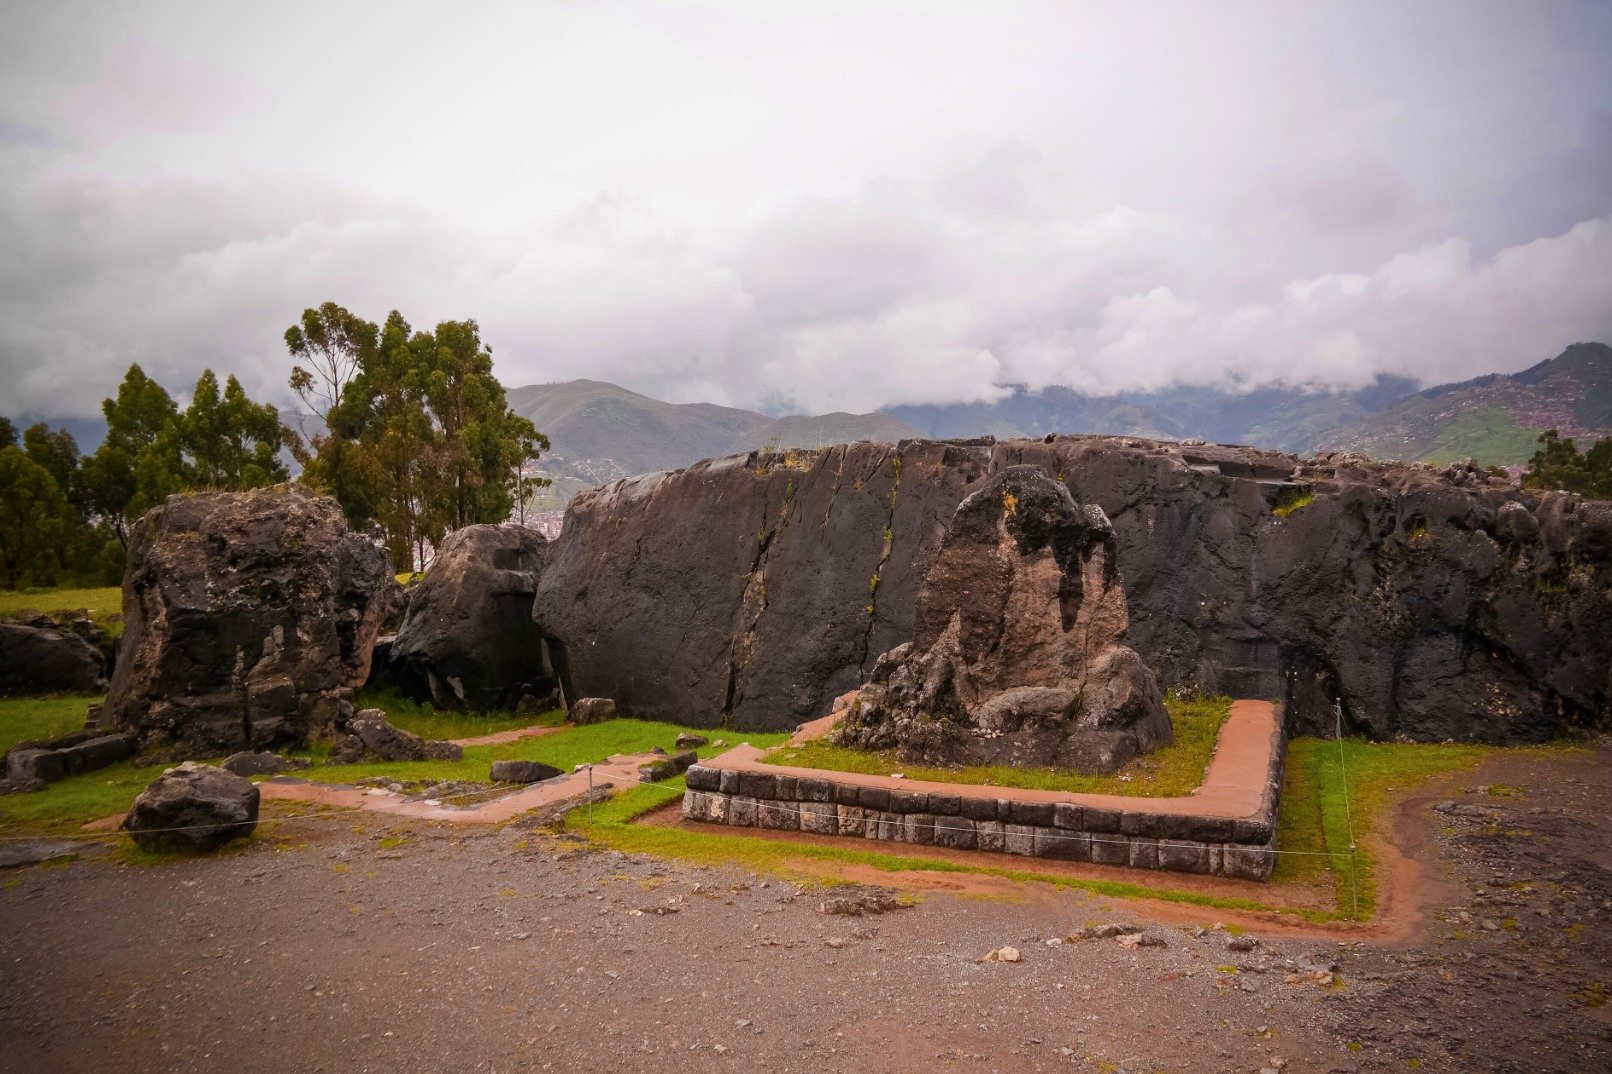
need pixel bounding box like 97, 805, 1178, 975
1316, 343, 1612, 466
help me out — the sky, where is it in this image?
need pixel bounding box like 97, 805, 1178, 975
3, 0, 1611, 424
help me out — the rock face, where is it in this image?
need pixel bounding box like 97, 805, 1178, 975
389, 524, 561, 712
534, 437, 1612, 743
0, 620, 105, 696
327, 710, 463, 765
834, 466, 1170, 772
101, 486, 403, 755
123, 762, 259, 852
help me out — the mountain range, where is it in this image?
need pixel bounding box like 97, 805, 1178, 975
510, 342, 1612, 510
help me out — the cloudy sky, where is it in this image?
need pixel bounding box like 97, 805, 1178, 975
3, 0, 1611, 423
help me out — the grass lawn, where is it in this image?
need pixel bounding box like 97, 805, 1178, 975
354, 686, 563, 740
762, 694, 1231, 797
0, 695, 103, 755
0, 586, 122, 622
1273, 736, 1491, 920
0, 712, 792, 840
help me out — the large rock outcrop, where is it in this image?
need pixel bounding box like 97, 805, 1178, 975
0, 618, 105, 696
101, 486, 403, 754
534, 437, 1612, 743
834, 466, 1170, 772
388, 524, 559, 712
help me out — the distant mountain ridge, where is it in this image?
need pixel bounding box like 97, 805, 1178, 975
508, 343, 1611, 509
504, 379, 924, 511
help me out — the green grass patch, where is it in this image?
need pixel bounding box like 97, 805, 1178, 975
763, 695, 1231, 797
0, 585, 122, 620
1273, 737, 1489, 919
0, 695, 103, 755
0, 756, 168, 835
568, 778, 1322, 919
285, 719, 792, 786
1271, 487, 1314, 517
353, 686, 561, 740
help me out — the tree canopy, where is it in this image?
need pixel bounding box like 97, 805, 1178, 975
1523, 430, 1612, 500
287, 303, 548, 570
1, 364, 291, 589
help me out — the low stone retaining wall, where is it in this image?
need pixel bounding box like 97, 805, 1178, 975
681, 707, 1286, 881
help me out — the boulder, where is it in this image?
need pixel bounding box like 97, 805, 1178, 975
389, 525, 561, 711
327, 710, 463, 765
220, 751, 310, 777
674, 732, 709, 750
637, 750, 699, 783
569, 697, 618, 725
834, 466, 1171, 772
123, 762, 259, 852
0, 620, 105, 696
532, 435, 1612, 744
489, 759, 564, 783
100, 486, 403, 755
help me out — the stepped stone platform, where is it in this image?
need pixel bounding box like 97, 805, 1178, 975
682, 699, 1287, 881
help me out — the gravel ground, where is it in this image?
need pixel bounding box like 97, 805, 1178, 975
1, 746, 1607, 1074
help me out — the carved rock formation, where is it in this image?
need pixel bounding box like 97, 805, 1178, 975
101, 486, 402, 755
833, 466, 1171, 772
389, 524, 559, 712
533, 437, 1612, 743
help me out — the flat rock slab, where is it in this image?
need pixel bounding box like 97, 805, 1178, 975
0, 840, 106, 868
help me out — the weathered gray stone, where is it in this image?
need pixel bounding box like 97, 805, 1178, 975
569, 697, 618, 725
1008, 800, 1055, 826
757, 799, 798, 830
1089, 834, 1131, 866
976, 820, 1007, 853
934, 815, 978, 851
1037, 827, 1089, 861
1157, 840, 1211, 874
533, 434, 1612, 744
1004, 823, 1038, 856
328, 711, 462, 765
221, 751, 308, 777
835, 466, 1171, 773
123, 762, 259, 852
684, 765, 720, 792
675, 733, 709, 751
800, 800, 838, 834
727, 795, 758, 827
837, 804, 869, 837
0, 621, 105, 697
490, 760, 564, 783
1127, 838, 1160, 870
389, 524, 556, 712
102, 486, 400, 755
903, 813, 937, 846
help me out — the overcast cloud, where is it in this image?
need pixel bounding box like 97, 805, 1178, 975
3, 0, 1610, 421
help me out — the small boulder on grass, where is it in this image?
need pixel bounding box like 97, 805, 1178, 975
569, 698, 618, 725
490, 760, 564, 783
123, 762, 258, 853
221, 751, 311, 777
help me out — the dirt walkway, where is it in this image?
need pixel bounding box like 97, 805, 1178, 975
255, 751, 661, 824
2, 742, 1605, 1074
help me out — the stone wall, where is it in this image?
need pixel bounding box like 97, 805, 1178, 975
681, 720, 1286, 881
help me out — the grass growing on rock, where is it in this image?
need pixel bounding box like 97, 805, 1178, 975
762, 694, 1231, 797
0, 694, 103, 755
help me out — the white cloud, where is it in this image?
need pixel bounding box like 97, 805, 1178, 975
2, 1, 1611, 424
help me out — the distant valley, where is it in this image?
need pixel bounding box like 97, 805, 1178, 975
503, 342, 1612, 510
